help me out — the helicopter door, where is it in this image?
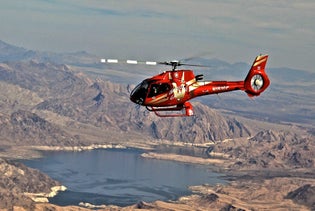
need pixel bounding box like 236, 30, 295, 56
148, 83, 171, 98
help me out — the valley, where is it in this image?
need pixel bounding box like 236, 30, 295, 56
0, 40, 314, 210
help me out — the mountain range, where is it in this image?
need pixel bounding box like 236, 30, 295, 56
0, 38, 313, 154
0, 40, 314, 210
0, 39, 313, 148
0, 59, 251, 145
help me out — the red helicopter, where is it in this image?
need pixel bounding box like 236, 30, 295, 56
101, 54, 270, 117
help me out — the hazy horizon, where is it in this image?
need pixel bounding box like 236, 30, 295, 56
0, 0, 314, 71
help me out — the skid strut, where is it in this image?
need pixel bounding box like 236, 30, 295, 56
146, 102, 194, 117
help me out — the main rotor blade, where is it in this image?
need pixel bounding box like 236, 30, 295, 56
179, 51, 213, 63
100, 59, 157, 66
179, 63, 211, 68
100, 58, 211, 69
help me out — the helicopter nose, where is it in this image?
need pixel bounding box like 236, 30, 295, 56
130, 92, 144, 105
130, 95, 144, 105
130, 85, 146, 105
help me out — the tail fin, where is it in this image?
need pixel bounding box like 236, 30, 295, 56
244, 54, 270, 97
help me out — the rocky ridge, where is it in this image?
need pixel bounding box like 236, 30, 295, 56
212, 129, 315, 169
0, 158, 62, 210
0, 110, 80, 146
286, 184, 315, 209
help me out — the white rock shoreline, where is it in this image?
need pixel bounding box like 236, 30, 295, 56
24, 185, 67, 203
30, 143, 127, 152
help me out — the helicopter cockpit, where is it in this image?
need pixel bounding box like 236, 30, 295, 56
148, 83, 171, 97
130, 80, 171, 105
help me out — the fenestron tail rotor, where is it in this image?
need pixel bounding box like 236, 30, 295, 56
250, 74, 264, 91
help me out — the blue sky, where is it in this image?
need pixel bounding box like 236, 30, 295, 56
1, 0, 314, 71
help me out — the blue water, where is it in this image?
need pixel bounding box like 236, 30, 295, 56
22, 148, 226, 207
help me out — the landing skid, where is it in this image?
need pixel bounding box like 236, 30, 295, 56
146, 102, 194, 117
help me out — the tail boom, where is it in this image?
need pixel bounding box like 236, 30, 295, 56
188, 55, 270, 99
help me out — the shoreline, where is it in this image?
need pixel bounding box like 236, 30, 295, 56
24, 185, 67, 203
141, 152, 228, 166
1, 142, 155, 160
6, 140, 217, 160
3, 142, 315, 210
30, 143, 127, 152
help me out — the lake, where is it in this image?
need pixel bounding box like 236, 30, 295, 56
22, 148, 226, 207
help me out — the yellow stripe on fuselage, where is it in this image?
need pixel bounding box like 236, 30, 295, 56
149, 94, 168, 104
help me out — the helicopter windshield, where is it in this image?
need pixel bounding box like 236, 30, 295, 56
130, 80, 171, 105
130, 80, 149, 105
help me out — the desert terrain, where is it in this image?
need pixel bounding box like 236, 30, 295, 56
0, 40, 314, 210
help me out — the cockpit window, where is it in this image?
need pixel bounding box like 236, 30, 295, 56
148, 83, 171, 97
130, 80, 150, 105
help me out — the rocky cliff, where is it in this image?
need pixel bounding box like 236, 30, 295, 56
0, 110, 80, 146
286, 184, 315, 209
214, 129, 315, 169
0, 158, 60, 210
